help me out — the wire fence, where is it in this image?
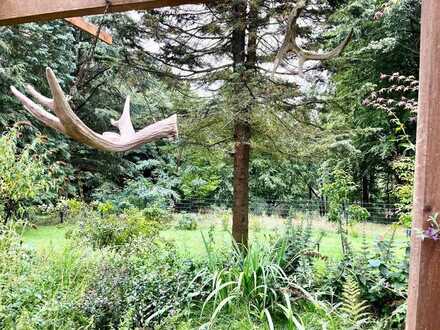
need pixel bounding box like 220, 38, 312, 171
173, 199, 400, 224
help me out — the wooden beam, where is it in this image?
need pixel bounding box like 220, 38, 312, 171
65, 17, 113, 44
406, 1, 440, 329
0, 0, 205, 26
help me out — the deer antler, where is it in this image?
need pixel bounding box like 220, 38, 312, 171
10, 68, 178, 152
273, 0, 353, 76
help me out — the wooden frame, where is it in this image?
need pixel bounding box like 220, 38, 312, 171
65, 17, 113, 44
0, 0, 205, 26
3, 0, 440, 327
406, 1, 440, 329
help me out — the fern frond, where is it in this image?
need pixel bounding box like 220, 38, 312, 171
339, 275, 371, 329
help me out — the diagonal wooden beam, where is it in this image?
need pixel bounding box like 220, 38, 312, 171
65, 17, 113, 45
0, 0, 205, 26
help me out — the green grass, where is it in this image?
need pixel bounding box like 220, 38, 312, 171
22, 224, 73, 251
21, 213, 409, 260
162, 227, 408, 260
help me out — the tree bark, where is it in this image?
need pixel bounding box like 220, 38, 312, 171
231, 0, 250, 249
362, 175, 369, 206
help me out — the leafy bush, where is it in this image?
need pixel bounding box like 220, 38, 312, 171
70, 208, 162, 249
80, 263, 131, 329
0, 129, 53, 222
319, 230, 408, 326
354, 234, 408, 318
175, 212, 198, 231
280, 220, 323, 278
96, 201, 115, 216
348, 205, 370, 224
79, 239, 211, 329
142, 204, 171, 224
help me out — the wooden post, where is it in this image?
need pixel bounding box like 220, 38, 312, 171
406, 1, 440, 329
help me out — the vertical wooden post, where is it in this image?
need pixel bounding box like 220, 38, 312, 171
406, 1, 440, 329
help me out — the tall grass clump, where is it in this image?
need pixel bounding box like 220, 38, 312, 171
0, 223, 101, 329
199, 235, 333, 329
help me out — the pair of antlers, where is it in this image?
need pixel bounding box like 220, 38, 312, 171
11, 68, 178, 152
273, 0, 353, 76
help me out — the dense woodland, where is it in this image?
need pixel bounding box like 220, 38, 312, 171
0, 0, 419, 210
0, 0, 420, 329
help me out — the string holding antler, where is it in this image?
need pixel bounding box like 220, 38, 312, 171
273, 0, 353, 77
11, 68, 178, 152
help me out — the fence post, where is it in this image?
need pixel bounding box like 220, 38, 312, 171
406, 1, 440, 328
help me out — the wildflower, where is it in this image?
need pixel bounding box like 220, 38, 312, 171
423, 227, 440, 241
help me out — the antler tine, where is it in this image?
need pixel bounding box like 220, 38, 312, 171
10, 85, 65, 133
25, 84, 55, 110
300, 31, 353, 60
273, 0, 352, 77
111, 96, 136, 139
46, 67, 110, 149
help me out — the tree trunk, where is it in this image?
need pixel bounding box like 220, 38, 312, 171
362, 175, 369, 206
231, 0, 250, 249
232, 126, 250, 248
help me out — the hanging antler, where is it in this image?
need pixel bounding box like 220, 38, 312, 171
273, 0, 353, 76
10, 68, 178, 152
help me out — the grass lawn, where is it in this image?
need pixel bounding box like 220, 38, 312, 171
22, 224, 73, 251
22, 212, 409, 260
162, 225, 408, 260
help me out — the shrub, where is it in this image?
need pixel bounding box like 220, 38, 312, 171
0, 129, 53, 222
319, 231, 408, 325
354, 234, 408, 318
0, 224, 98, 329
80, 263, 131, 329
71, 208, 162, 249
79, 239, 211, 329
175, 213, 198, 231
67, 199, 83, 216
348, 205, 370, 224
96, 201, 115, 216
142, 204, 171, 223
280, 220, 322, 277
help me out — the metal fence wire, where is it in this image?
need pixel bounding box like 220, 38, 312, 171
173, 199, 400, 224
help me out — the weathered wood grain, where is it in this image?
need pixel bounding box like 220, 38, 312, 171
0, 0, 205, 26
406, 1, 440, 329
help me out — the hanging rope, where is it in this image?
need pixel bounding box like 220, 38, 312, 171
70, 0, 112, 99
